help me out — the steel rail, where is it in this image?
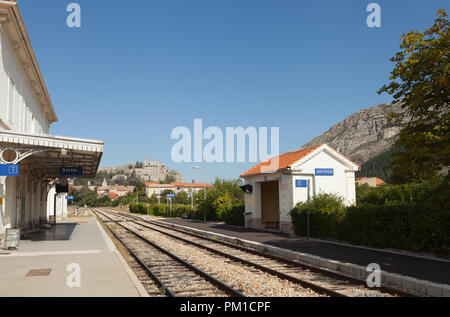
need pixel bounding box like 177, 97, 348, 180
93, 210, 175, 297
130, 218, 346, 297
102, 208, 416, 297
95, 209, 246, 298
98, 209, 344, 297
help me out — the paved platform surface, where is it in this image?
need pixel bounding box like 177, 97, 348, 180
0, 217, 141, 297
158, 218, 450, 286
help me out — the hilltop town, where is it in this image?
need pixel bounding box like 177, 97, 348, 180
99, 159, 183, 183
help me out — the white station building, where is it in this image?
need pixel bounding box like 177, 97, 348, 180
240, 144, 360, 234
0, 1, 103, 241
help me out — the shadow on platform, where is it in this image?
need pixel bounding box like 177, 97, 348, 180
22, 223, 77, 241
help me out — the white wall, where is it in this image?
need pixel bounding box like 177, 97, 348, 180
294, 150, 356, 206
243, 148, 357, 232
47, 187, 68, 220
0, 28, 49, 134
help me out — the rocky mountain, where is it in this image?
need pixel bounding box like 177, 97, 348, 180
302, 103, 408, 165
99, 159, 183, 183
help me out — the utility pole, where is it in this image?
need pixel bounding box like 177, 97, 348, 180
191, 179, 194, 212
307, 180, 311, 239
203, 184, 206, 222
194, 166, 207, 222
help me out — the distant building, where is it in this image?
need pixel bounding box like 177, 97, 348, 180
144, 183, 175, 197
110, 186, 131, 197
144, 182, 213, 198
109, 192, 119, 200
355, 177, 386, 187
97, 185, 134, 198
99, 160, 183, 183
241, 144, 360, 234
171, 182, 214, 194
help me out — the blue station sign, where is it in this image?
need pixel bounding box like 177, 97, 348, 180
0, 164, 19, 176
167, 194, 176, 198
315, 168, 334, 176
296, 180, 308, 188
66, 196, 74, 200
60, 167, 83, 176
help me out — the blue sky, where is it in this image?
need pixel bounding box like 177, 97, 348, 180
18, 0, 449, 183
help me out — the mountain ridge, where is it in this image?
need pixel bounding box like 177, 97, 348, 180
302, 103, 408, 165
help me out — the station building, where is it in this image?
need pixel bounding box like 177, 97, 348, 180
145, 182, 213, 198
240, 144, 360, 234
0, 1, 103, 240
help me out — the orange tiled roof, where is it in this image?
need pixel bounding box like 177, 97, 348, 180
171, 182, 214, 188
241, 145, 322, 177
109, 192, 119, 200
376, 178, 386, 186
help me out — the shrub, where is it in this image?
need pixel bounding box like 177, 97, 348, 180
151, 204, 167, 217
171, 204, 191, 218
290, 193, 346, 239
129, 202, 148, 214
221, 204, 245, 226
356, 182, 441, 207
213, 193, 233, 220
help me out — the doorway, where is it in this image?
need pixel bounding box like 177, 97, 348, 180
260, 181, 280, 230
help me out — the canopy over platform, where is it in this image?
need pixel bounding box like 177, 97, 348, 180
0, 131, 104, 179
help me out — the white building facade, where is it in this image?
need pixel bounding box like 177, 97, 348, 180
241, 144, 360, 234
145, 182, 213, 198
0, 1, 103, 240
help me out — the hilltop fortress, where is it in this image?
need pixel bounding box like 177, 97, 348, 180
99, 159, 184, 183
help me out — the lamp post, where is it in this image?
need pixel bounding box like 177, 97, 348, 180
191, 179, 194, 213
193, 166, 207, 222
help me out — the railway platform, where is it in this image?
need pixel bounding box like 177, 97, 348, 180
0, 217, 144, 297
154, 217, 450, 296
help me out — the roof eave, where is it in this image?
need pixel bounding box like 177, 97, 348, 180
0, 2, 58, 124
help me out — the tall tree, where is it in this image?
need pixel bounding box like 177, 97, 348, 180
378, 10, 449, 184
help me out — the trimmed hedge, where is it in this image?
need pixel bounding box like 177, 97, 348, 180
129, 201, 245, 226
339, 203, 450, 254
290, 184, 450, 255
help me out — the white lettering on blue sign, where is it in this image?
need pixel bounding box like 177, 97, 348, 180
60, 167, 83, 176
315, 168, 334, 176
296, 180, 308, 188
0, 164, 20, 176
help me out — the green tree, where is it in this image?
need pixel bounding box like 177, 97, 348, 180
212, 193, 233, 219
160, 174, 176, 184
174, 191, 189, 204
378, 10, 449, 184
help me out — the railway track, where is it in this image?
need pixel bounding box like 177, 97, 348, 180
95, 208, 415, 297
95, 210, 245, 297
